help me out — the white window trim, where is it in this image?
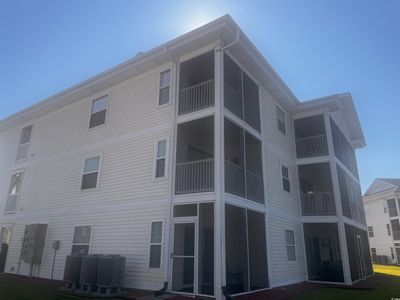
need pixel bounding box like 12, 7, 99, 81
276, 105, 286, 136
71, 224, 94, 254
4, 170, 24, 214
285, 229, 296, 262
80, 154, 103, 191
153, 138, 169, 180
148, 219, 164, 270
280, 163, 291, 193
157, 69, 172, 107
88, 95, 109, 130
15, 125, 33, 163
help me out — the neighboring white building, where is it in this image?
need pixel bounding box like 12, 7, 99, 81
364, 178, 400, 265
0, 15, 371, 299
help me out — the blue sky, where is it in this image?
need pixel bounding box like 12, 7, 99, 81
1, 0, 399, 192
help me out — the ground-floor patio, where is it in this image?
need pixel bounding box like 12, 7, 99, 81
0, 265, 399, 300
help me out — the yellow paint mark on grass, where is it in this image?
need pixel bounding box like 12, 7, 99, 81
373, 264, 400, 276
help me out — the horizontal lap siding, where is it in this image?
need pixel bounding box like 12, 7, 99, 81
4, 199, 169, 290
268, 213, 306, 287
364, 199, 394, 263
0, 62, 174, 290
260, 88, 306, 286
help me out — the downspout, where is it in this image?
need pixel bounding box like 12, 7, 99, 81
218, 30, 239, 300
157, 45, 178, 296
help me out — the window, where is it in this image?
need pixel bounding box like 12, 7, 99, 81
71, 225, 92, 254
387, 224, 391, 236
391, 247, 395, 259
281, 165, 290, 193
159, 70, 171, 105
155, 140, 167, 178
16, 125, 32, 161
81, 156, 100, 189
5, 172, 23, 213
368, 226, 374, 237
285, 229, 296, 261
89, 96, 107, 128
149, 221, 163, 268
277, 106, 286, 135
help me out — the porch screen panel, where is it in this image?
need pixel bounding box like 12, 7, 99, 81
224, 119, 245, 198
198, 203, 214, 296
360, 229, 373, 276
303, 223, 344, 282
247, 210, 268, 290
224, 54, 243, 119
344, 224, 360, 281
387, 198, 398, 217
225, 204, 249, 294
245, 132, 264, 203
391, 219, 400, 240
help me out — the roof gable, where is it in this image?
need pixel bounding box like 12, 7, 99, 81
364, 178, 400, 196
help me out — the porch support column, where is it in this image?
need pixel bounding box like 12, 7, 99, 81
214, 40, 225, 300
324, 112, 352, 285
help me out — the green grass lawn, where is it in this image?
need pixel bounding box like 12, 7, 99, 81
294, 265, 400, 300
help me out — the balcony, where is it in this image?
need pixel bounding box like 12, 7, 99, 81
298, 163, 336, 216
179, 79, 214, 115
179, 51, 214, 116
296, 134, 328, 159
301, 192, 336, 216
175, 159, 214, 194
175, 116, 214, 195
294, 115, 328, 159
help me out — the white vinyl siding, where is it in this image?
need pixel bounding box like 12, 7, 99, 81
81, 156, 100, 189
149, 221, 163, 268
5, 172, 23, 213
158, 70, 170, 106
277, 106, 286, 135
16, 125, 32, 162
71, 225, 92, 255
89, 96, 108, 128
285, 229, 296, 261
281, 165, 290, 193
155, 140, 167, 178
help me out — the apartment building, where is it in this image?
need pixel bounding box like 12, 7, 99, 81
364, 178, 400, 265
0, 15, 372, 298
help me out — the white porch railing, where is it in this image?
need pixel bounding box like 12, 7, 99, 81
296, 134, 328, 159
178, 79, 214, 115
175, 159, 214, 194
301, 192, 336, 216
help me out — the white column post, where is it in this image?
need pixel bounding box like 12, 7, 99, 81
214, 41, 225, 300
324, 112, 352, 285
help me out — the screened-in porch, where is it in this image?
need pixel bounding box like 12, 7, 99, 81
294, 115, 328, 159
224, 118, 264, 203
298, 163, 336, 216
179, 51, 214, 115
344, 224, 373, 282
225, 204, 268, 294
303, 223, 344, 283
175, 116, 214, 194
